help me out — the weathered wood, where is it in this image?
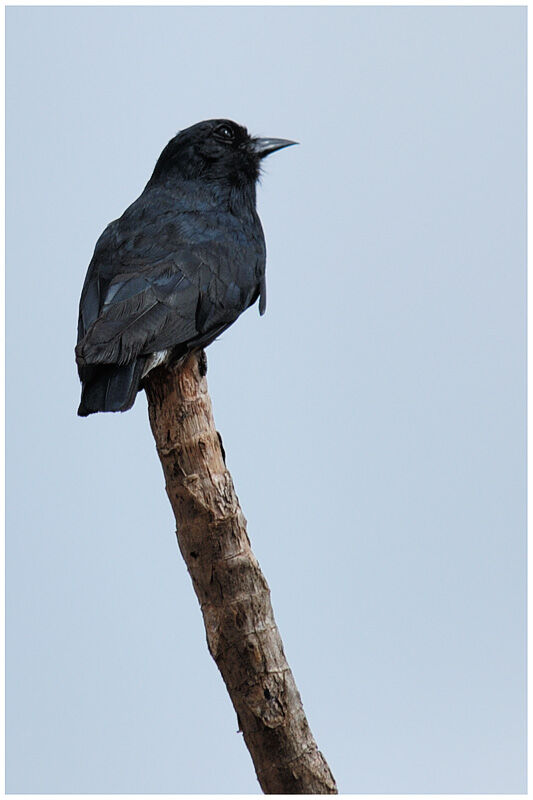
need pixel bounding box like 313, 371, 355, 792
145, 351, 337, 794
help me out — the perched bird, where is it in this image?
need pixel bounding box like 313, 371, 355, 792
75, 119, 295, 416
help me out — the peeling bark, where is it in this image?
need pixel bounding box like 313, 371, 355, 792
145, 352, 337, 794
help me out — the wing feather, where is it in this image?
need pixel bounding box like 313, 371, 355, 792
76, 184, 266, 371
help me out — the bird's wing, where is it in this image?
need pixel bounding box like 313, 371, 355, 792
76, 249, 259, 367
77, 263, 193, 366
76, 200, 180, 345
76, 188, 265, 368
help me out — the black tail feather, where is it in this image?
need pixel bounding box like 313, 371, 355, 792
77, 359, 146, 417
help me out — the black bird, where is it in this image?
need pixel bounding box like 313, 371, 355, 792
75, 119, 295, 416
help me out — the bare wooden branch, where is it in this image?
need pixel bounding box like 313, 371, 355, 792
145, 352, 337, 794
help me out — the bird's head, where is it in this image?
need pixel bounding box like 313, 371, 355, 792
149, 119, 296, 187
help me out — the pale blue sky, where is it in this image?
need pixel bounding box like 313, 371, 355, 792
6, 6, 526, 793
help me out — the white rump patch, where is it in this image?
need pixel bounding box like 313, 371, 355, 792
142, 349, 170, 378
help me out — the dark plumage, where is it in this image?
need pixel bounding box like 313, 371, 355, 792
75, 119, 295, 416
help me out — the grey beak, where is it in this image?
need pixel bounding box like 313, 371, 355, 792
252, 137, 298, 158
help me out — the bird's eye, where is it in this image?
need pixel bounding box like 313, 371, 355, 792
213, 124, 235, 143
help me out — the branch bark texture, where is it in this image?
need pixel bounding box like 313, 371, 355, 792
145, 352, 337, 794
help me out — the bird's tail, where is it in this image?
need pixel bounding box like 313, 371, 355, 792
77, 359, 146, 417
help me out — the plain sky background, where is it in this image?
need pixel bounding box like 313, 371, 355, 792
6, 5, 526, 794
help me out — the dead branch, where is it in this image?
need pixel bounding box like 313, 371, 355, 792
145, 351, 337, 794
